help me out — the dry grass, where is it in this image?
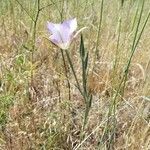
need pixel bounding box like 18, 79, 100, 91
0, 0, 150, 149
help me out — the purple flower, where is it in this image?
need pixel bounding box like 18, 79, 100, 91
47, 18, 77, 50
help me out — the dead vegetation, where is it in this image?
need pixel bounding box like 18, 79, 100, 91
0, 0, 150, 149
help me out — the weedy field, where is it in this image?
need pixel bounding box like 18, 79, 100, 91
0, 0, 150, 149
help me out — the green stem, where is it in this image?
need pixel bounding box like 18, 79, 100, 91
95, 0, 104, 59
65, 50, 83, 97
122, 0, 149, 96
99, 1, 150, 147
60, 49, 71, 100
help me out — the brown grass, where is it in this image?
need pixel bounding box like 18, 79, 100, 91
0, 0, 150, 149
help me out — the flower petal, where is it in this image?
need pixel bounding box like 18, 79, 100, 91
47, 22, 61, 35
47, 18, 77, 49
59, 24, 72, 43
49, 33, 70, 50
47, 21, 71, 44
62, 18, 77, 34
49, 33, 62, 46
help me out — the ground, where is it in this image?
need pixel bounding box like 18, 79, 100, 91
0, 0, 150, 149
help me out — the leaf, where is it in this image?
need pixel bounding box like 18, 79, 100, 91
80, 34, 85, 59
84, 51, 89, 72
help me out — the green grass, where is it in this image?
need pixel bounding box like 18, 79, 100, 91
0, 0, 150, 149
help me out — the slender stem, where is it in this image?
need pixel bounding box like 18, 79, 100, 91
60, 49, 71, 100
95, 0, 104, 59
131, 2, 139, 31
91, 0, 104, 81
113, 17, 122, 71
99, 1, 150, 147
25, 0, 41, 144
31, 0, 40, 84
65, 50, 84, 97
15, 0, 35, 22
82, 100, 90, 130
32, 0, 40, 46
50, 0, 63, 21
121, 0, 148, 96
66, 49, 91, 133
